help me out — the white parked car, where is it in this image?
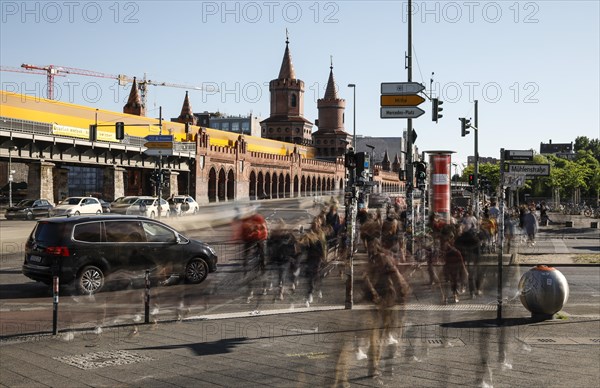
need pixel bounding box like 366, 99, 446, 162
126, 196, 170, 218
49, 197, 103, 217
110, 196, 142, 214
170, 195, 200, 216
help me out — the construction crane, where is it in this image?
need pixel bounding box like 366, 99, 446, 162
0, 63, 213, 107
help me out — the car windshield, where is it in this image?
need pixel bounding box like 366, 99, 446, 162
16, 200, 35, 207
114, 197, 139, 205
134, 198, 155, 206
173, 198, 186, 203
61, 198, 82, 205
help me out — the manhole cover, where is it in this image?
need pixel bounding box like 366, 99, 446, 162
53, 350, 153, 370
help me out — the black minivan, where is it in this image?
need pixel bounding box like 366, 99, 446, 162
22, 215, 218, 294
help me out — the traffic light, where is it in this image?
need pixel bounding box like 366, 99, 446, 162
415, 161, 427, 188
115, 122, 125, 140
89, 124, 97, 142
161, 170, 171, 187
479, 175, 491, 192
460, 118, 471, 137
468, 174, 475, 186
432, 98, 444, 122
344, 150, 356, 169
355, 152, 370, 184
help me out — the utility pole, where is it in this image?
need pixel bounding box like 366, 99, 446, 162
474, 100, 479, 218
406, 0, 414, 243
157, 107, 163, 220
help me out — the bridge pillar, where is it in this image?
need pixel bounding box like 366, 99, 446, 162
27, 161, 56, 204
103, 166, 126, 201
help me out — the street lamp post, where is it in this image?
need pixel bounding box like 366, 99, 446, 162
348, 84, 356, 150
8, 146, 16, 208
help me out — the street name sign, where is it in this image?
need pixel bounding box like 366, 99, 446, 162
380, 106, 425, 119
380, 94, 425, 106
145, 135, 174, 142
505, 163, 550, 176
381, 82, 425, 95
504, 149, 533, 161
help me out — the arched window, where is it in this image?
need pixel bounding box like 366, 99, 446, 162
291, 94, 297, 107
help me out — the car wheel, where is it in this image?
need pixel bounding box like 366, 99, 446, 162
184, 258, 208, 284
5, 216, 13, 220
26, 211, 34, 220
149, 211, 156, 219
193, 208, 198, 215
76, 265, 105, 295
74, 211, 80, 216
96, 210, 102, 215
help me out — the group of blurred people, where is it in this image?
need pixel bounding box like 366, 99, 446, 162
233, 197, 343, 309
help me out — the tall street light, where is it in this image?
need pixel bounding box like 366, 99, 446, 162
8, 145, 16, 208
348, 84, 356, 150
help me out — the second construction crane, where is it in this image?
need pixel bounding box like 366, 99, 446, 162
1, 63, 215, 112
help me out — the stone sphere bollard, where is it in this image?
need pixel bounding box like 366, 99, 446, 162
518, 265, 569, 317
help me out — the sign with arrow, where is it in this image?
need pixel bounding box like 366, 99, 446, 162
381, 82, 425, 95
380, 106, 425, 119
380, 94, 425, 106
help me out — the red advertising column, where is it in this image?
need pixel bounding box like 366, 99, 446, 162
428, 151, 454, 223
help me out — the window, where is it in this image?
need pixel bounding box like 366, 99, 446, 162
73, 222, 102, 242
232, 122, 240, 132
241, 121, 250, 134
142, 222, 177, 243
105, 221, 145, 243
291, 94, 297, 107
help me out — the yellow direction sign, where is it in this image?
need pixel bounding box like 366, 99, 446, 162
380, 94, 425, 107
144, 141, 173, 149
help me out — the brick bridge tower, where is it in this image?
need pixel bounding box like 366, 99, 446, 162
313, 60, 352, 160
261, 33, 313, 146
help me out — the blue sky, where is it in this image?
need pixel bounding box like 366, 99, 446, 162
1, 0, 598, 168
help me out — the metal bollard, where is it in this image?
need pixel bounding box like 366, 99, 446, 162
52, 276, 59, 335
144, 270, 150, 324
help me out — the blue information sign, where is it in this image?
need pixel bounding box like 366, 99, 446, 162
145, 135, 174, 142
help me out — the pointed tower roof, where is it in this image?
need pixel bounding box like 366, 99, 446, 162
123, 77, 145, 116
278, 33, 296, 79
323, 60, 338, 100
177, 91, 196, 124
180, 91, 193, 118
126, 77, 142, 106
382, 150, 390, 164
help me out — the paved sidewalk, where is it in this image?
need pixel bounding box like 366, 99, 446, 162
1, 303, 599, 387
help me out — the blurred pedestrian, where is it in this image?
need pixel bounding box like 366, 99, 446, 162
233, 213, 269, 303
362, 240, 411, 377
523, 206, 539, 245
298, 217, 327, 307
440, 225, 468, 303
267, 219, 297, 301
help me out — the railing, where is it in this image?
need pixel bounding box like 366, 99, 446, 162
0, 115, 195, 152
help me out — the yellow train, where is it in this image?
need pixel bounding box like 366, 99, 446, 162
0, 90, 315, 158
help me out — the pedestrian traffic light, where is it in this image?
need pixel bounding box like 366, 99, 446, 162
432, 98, 444, 122
115, 122, 125, 140
460, 118, 471, 137
89, 124, 97, 142
468, 174, 475, 186
355, 152, 370, 185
